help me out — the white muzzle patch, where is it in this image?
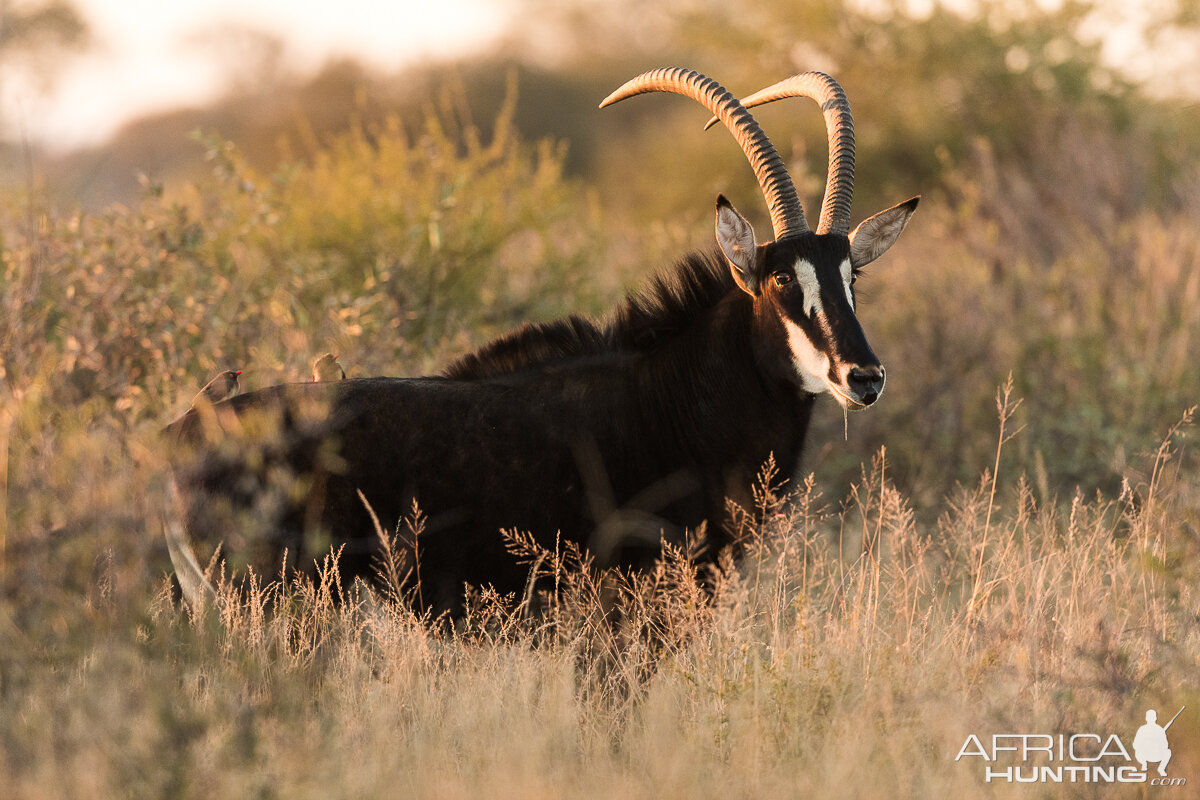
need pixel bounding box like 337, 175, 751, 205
784, 318, 835, 398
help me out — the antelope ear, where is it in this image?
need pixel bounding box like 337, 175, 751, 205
848, 196, 920, 269
715, 194, 760, 295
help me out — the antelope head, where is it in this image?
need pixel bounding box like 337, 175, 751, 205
601, 69, 919, 408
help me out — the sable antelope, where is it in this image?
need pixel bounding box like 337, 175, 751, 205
165, 68, 919, 614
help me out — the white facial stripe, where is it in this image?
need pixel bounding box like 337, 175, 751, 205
784, 258, 867, 409
839, 257, 854, 311
784, 319, 834, 397
794, 258, 822, 317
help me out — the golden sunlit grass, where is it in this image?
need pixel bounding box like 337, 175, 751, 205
2, 404, 1195, 799
1, 89, 1199, 796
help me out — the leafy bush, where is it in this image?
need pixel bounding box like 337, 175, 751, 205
1, 87, 603, 425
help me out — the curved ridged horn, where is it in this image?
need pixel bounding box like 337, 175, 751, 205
704, 72, 854, 235
600, 67, 809, 240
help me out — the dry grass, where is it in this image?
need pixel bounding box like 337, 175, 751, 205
1, 399, 1195, 798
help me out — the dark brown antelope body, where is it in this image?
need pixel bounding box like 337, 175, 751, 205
166, 68, 919, 614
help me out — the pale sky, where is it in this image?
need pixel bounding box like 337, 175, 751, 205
3, 0, 508, 152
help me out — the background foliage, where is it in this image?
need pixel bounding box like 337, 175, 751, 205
0, 0, 1197, 795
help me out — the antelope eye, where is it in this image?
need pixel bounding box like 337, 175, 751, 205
772, 272, 793, 287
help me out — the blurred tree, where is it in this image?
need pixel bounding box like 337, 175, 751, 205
497, 0, 1200, 259
0, 0, 89, 91
0, 0, 89, 149
22, 0, 1200, 239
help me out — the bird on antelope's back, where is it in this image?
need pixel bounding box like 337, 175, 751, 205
190, 369, 241, 408
312, 353, 346, 382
